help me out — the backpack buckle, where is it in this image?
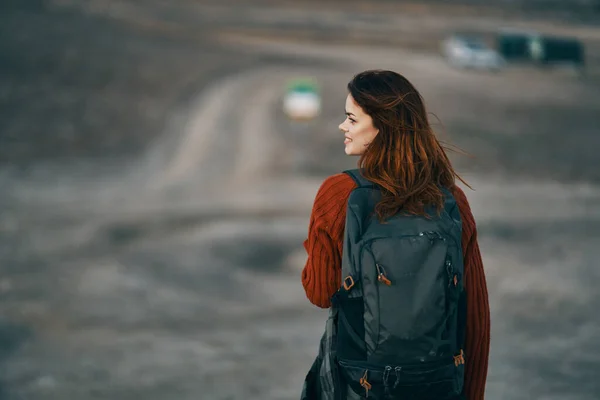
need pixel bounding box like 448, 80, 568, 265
343, 275, 355, 291
454, 349, 465, 366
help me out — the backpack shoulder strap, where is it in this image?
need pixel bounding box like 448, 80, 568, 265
343, 169, 376, 189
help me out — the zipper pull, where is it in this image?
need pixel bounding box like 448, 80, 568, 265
424, 231, 434, 243
376, 264, 392, 286
446, 260, 460, 288
446, 260, 453, 287
383, 366, 392, 397
360, 370, 372, 397
392, 366, 402, 389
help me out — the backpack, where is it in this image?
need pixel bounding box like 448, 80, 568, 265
332, 169, 467, 400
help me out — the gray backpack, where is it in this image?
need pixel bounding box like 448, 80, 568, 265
333, 169, 466, 399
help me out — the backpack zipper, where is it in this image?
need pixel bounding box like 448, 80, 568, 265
339, 356, 456, 371
364, 231, 449, 246
366, 231, 447, 287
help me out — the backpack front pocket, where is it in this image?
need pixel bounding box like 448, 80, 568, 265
338, 357, 464, 400
363, 233, 450, 361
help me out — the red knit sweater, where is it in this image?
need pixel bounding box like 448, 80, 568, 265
302, 173, 490, 399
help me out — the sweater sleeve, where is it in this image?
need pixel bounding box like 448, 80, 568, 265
301, 174, 356, 308
454, 186, 491, 400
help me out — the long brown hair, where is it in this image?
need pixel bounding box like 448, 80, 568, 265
347, 69, 468, 221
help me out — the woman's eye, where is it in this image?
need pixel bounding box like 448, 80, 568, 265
349, 118, 356, 124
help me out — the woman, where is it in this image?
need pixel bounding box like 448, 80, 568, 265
301, 70, 490, 399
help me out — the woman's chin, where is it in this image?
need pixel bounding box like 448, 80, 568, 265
344, 147, 361, 156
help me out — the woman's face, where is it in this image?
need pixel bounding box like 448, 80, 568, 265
338, 94, 379, 156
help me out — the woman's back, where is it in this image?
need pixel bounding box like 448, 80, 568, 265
302, 173, 489, 399
300, 70, 490, 400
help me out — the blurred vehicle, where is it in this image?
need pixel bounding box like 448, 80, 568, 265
497, 30, 585, 72
282, 78, 321, 121
441, 35, 505, 71
496, 30, 535, 62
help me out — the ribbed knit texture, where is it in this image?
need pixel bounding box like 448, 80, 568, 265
302, 173, 490, 400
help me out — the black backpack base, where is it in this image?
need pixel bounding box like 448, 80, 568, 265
339, 355, 464, 400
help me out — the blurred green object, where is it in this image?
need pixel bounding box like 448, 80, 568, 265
283, 78, 322, 121
285, 78, 321, 94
